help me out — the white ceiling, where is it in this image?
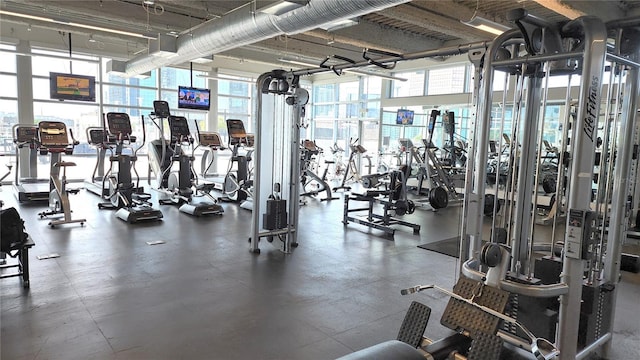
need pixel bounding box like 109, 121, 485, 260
2, 0, 640, 75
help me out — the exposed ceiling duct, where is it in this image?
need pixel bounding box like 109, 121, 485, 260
123, 0, 410, 76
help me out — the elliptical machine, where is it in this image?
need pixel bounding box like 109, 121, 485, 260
148, 101, 223, 216
221, 119, 254, 209
36, 121, 85, 228
97, 112, 163, 223
84, 127, 110, 197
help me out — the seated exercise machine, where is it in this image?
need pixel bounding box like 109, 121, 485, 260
343, 166, 420, 237
148, 101, 223, 216
36, 121, 85, 228
97, 112, 163, 223
84, 126, 110, 197
12, 125, 49, 202
221, 119, 254, 209
300, 140, 336, 201
338, 245, 559, 360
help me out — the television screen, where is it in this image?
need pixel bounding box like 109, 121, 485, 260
396, 109, 414, 125
178, 86, 211, 111
49, 72, 96, 102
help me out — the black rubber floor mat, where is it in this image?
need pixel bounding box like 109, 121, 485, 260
417, 236, 460, 258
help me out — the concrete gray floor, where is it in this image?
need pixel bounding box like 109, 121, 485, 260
1, 187, 639, 360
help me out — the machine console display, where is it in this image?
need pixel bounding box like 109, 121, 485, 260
87, 128, 106, 145
199, 132, 223, 148
153, 100, 171, 118
14, 126, 38, 143
227, 119, 250, 145
106, 112, 133, 140
168, 116, 191, 142
38, 121, 70, 148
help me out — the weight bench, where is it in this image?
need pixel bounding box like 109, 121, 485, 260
0, 235, 35, 288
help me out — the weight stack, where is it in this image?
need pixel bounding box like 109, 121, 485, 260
263, 199, 288, 230
578, 283, 615, 348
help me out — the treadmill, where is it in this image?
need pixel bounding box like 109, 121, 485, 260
12, 125, 50, 202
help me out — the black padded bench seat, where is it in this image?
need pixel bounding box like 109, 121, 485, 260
335, 340, 424, 360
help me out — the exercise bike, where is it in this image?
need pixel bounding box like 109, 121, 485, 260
97, 112, 163, 223
300, 140, 336, 201
36, 121, 85, 228
333, 137, 367, 192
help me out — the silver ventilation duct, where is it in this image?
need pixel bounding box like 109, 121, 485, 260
124, 0, 410, 76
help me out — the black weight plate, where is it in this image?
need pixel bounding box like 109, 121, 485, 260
542, 176, 556, 194
429, 187, 448, 209
480, 243, 502, 268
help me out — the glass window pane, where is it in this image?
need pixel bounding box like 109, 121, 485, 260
161, 67, 206, 89
365, 101, 380, 119
33, 78, 50, 100
391, 70, 425, 97
160, 90, 178, 109
338, 81, 358, 102
428, 66, 465, 95
493, 71, 507, 91
362, 77, 381, 100
338, 103, 359, 119
0, 75, 17, 97
218, 80, 250, 96
312, 84, 336, 103
32, 55, 98, 77
219, 96, 249, 114
0, 100, 18, 154
0, 51, 16, 73
313, 104, 335, 118
103, 85, 157, 108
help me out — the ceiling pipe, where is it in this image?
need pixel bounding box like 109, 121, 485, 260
123, 0, 410, 76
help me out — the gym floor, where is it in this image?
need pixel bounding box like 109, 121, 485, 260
1, 187, 639, 360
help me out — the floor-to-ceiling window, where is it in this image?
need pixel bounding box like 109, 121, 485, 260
31, 48, 100, 179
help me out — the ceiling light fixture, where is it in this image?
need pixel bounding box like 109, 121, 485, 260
318, 18, 359, 32
461, 15, 511, 35
196, 74, 256, 84
258, 0, 308, 16
278, 58, 407, 81
0, 10, 157, 39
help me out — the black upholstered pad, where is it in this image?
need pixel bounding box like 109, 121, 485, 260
335, 340, 424, 360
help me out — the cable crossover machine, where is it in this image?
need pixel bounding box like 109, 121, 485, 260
281, 8, 640, 360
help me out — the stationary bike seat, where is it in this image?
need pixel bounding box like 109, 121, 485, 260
54, 161, 76, 167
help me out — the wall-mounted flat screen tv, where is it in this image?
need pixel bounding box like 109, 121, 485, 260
178, 86, 211, 111
49, 72, 96, 102
396, 109, 415, 125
